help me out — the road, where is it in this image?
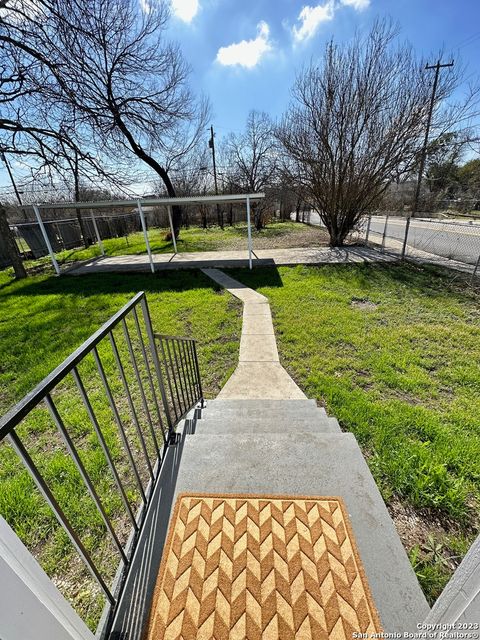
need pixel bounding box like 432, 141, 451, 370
302, 212, 480, 266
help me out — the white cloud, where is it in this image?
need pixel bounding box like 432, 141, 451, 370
292, 1, 335, 42
216, 21, 272, 69
171, 0, 199, 23
139, 0, 152, 13
340, 0, 370, 10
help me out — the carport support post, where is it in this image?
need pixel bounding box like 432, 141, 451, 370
33, 205, 60, 276
381, 214, 389, 251
401, 216, 411, 260
90, 210, 104, 256
167, 206, 177, 254
246, 196, 253, 270
137, 200, 155, 274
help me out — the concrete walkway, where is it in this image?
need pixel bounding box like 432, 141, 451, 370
202, 268, 307, 399
67, 245, 395, 275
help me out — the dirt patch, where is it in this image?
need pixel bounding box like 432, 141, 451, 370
387, 497, 464, 572
351, 298, 378, 310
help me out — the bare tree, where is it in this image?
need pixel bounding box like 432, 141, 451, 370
0, 0, 209, 235
277, 20, 477, 246
224, 111, 277, 230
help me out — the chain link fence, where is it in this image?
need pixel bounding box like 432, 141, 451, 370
364, 215, 480, 269
298, 210, 480, 274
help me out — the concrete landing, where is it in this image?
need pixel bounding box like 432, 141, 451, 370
174, 430, 430, 632
202, 268, 307, 399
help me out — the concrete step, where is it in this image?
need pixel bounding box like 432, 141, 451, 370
202, 398, 326, 419
173, 431, 429, 632
193, 415, 341, 434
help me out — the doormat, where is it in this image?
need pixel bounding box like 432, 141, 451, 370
145, 493, 383, 638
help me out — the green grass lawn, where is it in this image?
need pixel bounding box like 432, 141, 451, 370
2, 259, 479, 619
24, 221, 328, 270
229, 262, 480, 604
0, 268, 241, 628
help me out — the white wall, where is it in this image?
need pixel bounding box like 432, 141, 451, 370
424, 534, 480, 625
0, 516, 94, 640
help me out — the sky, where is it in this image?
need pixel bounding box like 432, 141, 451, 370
1, 0, 480, 197
168, 0, 480, 139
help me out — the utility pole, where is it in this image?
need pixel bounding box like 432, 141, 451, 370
412, 60, 454, 216
209, 125, 223, 228
402, 60, 454, 260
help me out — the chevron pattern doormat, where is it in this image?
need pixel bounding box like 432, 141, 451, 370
145, 494, 383, 639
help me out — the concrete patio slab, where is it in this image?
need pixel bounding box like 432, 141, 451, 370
67, 244, 397, 275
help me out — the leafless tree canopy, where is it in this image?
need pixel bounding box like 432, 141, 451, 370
224, 110, 277, 229
0, 0, 209, 231
277, 20, 472, 246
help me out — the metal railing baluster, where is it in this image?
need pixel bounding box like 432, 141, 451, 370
157, 337, 178, 423
132, 307, 166, 444
139, 296, 173, 436
164, 339, 183, 417
7, 431, 115, 605
122, 318, 161, 460
171, 339, 188, 414
192, 341, 204, 403
45, 394, 128, 565
178, 340, 195, 406
93, 346, 146, 506
109, 332, 154, 482
72, 367, 138, 532
184, 338, 200, 403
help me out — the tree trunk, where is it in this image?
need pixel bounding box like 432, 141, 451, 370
113, 113, 183, 235
73, 155, 89, 249
295, 198, 302, 223
0, 206, 27, 279
325, 216, 348, 247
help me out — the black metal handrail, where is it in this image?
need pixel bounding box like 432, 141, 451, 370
0, 291, 203, 634
154, 334, 204, 434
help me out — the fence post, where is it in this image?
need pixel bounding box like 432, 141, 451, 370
470, 254, 480, 286
33, 205, 60, 276
246, 196, 253, 270
365, 215, 372, 243
137, 200, 155, 274
381, 214, 389, 252
401, 216, 411, 260
167, 206, 177, 254
90, 210, 104, 256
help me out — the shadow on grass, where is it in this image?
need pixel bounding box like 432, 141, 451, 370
1, 265, 286, 300
226, 266, 285, 290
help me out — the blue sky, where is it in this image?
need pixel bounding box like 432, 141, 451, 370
169, 0, 480, 138
1, 0, 480, 195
